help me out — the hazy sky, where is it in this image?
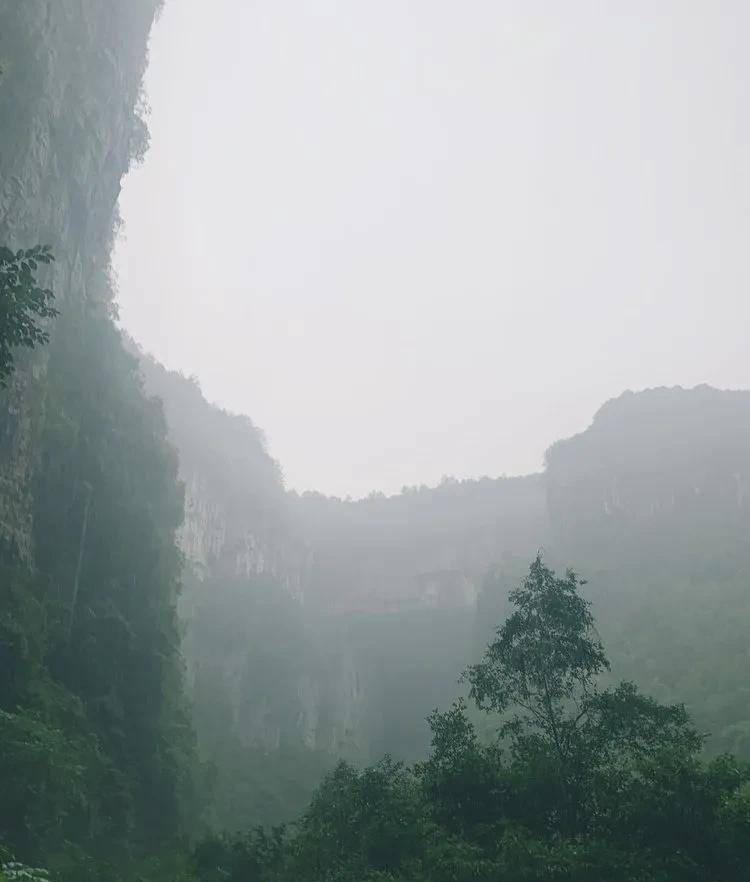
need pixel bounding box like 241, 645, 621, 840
116, 1, 750, 498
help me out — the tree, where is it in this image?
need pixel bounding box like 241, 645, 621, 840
465, 556, 610, 752
289, 759, 423, 881
417, 699, 510, 838
464, 556, 704, 838
191, 556, 750, 882
0, 854, 51, 882
0, 245, 56, 385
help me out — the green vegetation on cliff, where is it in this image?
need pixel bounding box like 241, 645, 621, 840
0, 294, 196, 877
3, 2, 750, 880
0, 1, 194, 877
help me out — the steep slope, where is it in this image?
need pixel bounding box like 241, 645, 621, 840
0, 2, 194, 872
138, 354, 300, 588
0, 0, 158, 554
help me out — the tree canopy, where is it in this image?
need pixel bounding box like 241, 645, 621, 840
188, 557, 750, 882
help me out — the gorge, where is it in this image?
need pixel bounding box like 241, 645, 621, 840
2, 2, 750, 879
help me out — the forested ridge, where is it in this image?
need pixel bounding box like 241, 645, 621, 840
2, 3, 750, 881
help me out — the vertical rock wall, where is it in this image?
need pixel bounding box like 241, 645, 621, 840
0, 0, 162, 555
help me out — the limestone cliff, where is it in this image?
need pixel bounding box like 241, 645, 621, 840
0, 0, 162, 555
0, 2, 195, 855
141, 373, 750, 774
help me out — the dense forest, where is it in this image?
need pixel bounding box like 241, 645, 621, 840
2, 2, 750, 881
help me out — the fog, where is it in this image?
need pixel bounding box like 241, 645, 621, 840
116, 1, 750, 498
6, 1, 750, 870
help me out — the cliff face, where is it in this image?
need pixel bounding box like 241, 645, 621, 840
0, 2, 195, 860
135, 360, 551, 791
137, 360, 376, 770
138, 355, 306, 588
545, 386, 750, 567
0, 0, 161, 556
292, 474, 546, 614
144, 374, 750, 780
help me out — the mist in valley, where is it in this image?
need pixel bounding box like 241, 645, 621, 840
1, 3, 750, 881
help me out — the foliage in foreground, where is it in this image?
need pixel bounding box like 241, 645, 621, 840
191, 558, 750, 882
0, 845, 50, 882
0, 245, 56, 385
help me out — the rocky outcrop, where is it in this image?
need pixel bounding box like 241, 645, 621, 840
138, 355, 310, 592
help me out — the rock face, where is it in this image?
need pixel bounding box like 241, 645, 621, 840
139, 336, 750, 771
293, 475, 546, 615
141, 371, 750, 771
137, 356, 549, 764
0, 0, 162, 555
545, 386, 750, 566
0, 2, 195, 852
139, 355, 304, 587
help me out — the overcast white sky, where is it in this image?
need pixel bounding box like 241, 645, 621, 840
115, 1, 750, 498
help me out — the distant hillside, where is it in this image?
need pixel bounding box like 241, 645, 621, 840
137, 368, 750, 825
292, 474, 545, 612
546, 385, 750, 566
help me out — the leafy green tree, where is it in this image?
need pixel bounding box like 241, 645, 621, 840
0, 245, 56, 384
414, 556, 750, 879
187, 557, 750, 882
289, 759, 423, 882
464, 556, 702, 838
193, 828, 286, 882
0, 845, 52, 882
0, 707, 93, 857
416, 699, 509, 839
